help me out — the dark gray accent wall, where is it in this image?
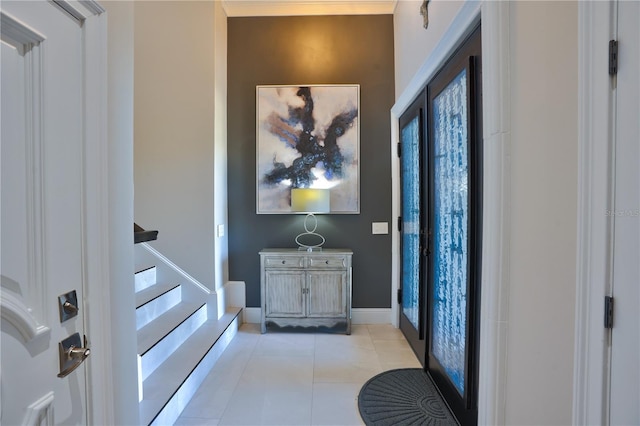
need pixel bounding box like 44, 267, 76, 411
228, 15, 394, 309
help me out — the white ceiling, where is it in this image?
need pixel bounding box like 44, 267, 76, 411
221, 0, 398, 17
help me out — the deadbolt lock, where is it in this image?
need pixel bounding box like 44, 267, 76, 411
58, 290, 79, 322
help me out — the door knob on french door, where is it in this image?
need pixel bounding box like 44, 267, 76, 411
57, 332, 90, 378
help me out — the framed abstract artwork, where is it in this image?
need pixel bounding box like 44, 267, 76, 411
256, 85, 360, 214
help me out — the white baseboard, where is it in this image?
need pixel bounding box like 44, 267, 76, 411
242, 307, 392, 325
351, 308, 392, 324
243, 307, 261, 324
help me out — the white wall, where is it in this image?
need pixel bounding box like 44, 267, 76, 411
134, 1, 223, 291
393, 1, 578, 424
506, 2, 577, 423
393, 0, 464, 97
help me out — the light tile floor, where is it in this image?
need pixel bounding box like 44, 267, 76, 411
175, 323, 421, 425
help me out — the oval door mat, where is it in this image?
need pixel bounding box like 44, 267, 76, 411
358, 368, 459, 425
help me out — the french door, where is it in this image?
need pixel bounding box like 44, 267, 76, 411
398, 25, 482, 425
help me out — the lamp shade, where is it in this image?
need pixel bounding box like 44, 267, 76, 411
291, 188, 330, 213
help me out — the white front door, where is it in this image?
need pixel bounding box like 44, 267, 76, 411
609, 1, 640, 423
1, 1, 98, 424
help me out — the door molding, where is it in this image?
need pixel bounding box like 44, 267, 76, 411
78, 6, 119, 425
0, 11, 49, 341
573, 1, 616, 424
391, 1, 511, 424
23, 392, 54, 426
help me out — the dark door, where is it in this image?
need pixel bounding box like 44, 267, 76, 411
398, 94, 428, 363
426, 25, 482, 425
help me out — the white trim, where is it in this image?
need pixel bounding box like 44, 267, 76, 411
22, 392, 54, 426
224, 281, 246, 322
390, 2, 511, 424
139, 243, 214, 295
477, 3, 511, 425
0, 12, 45, 54
573, 1, 615, 424
102, 2, 138, 423
243, 307, 262, 324
221, 0, 396, 17
51, 0, 104, 23
0, 289, 50, 342
81, 9, 116, 426
351, 308, 391, 325
80, 0, 105, 15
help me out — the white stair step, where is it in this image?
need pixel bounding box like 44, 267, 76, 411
136, 282, 181, 330
139, 309, 241, 426
139, 303, 208, 381
137, 301, 204, 355
135, 266, 157, 292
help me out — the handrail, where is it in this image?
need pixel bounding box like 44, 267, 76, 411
134, 223, 158, 244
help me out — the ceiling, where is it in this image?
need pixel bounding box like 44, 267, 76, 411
221, 0, 398, 17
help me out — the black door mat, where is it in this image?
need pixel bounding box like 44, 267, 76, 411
358, 368, 459, 425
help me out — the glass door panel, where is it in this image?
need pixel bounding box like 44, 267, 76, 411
399, 95, 427, 362
431, 69, 469, 395
402, 115, 421, 329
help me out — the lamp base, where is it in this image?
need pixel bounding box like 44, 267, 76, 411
298, 246, 323, 252
294, 213, 326, 252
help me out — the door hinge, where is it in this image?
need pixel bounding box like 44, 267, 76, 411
604, 296, 614, 329
609, 40, 618, 76
397, 216, 402, 232
397, 141, 402, 158
397, 288, 402, 304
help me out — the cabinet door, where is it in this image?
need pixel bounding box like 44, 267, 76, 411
307, 270, 347, 318
265, 270, 306, 317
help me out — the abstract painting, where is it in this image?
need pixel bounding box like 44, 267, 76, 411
256, 85, 360, 214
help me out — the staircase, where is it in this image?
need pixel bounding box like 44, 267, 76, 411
135, 241, 241, 425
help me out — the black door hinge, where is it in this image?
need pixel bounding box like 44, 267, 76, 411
397, 216, 402, 232
397, 288, 402, 304
397, 141, 402, 158
609, 40, 618, 76
604, 296, 614, 329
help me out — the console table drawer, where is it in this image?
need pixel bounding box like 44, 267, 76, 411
308, 256, 347, 268
263, 255, 305, 268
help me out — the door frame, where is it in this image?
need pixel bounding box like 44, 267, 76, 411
391, 2, 511, 424
573, 1, 621, 424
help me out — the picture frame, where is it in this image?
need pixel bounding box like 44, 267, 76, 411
256, 84, 360, 214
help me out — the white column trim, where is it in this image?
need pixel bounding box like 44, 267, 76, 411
477, 2, 511, 425
80, 9, 116, 425
572, 1, 615, 424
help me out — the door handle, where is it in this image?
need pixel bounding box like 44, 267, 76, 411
58, 332, 90, 378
